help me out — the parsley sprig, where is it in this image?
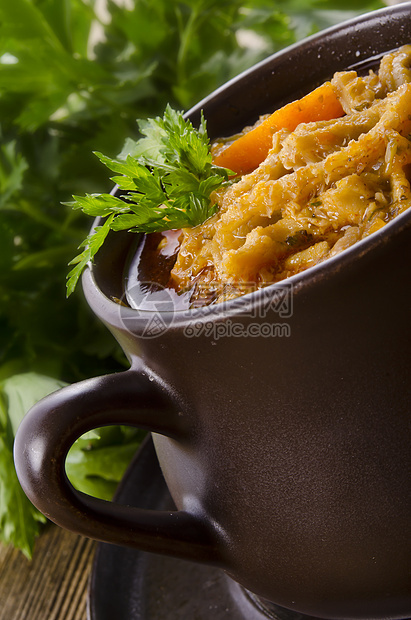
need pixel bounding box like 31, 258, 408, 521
66, 105, 232, 296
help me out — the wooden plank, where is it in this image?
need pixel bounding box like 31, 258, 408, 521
0, 525, 95, 620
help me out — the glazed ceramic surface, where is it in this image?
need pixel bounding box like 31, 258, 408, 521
14, 6, 411, 619
89, 436, 325, 620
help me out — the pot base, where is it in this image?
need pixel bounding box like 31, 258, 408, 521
243, 590, 318, 619
227, 581, 322, 619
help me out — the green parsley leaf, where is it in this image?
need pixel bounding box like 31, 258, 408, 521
0, 373, 66, 559
66, 428, 145, 501
66, 105, 233, 296
66, 215, 114, 298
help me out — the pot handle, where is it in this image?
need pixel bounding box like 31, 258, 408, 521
14, 367, 220, 565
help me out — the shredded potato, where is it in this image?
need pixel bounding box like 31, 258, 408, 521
171, 47, 411, 305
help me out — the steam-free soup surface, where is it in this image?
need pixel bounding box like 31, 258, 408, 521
129, 47, 411, 309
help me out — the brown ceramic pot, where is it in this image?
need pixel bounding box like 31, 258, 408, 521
14, 6, 411, 619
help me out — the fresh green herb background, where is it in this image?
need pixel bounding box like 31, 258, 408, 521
0, 0, 384, 557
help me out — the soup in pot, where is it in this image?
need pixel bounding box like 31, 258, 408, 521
128, 46, 411, 309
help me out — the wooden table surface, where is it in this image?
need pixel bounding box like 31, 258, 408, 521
0, 524, 95, 620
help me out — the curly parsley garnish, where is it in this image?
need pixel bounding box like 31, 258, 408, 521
66, 105, 232, 296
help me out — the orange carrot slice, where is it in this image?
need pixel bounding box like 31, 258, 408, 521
213, 81, 345, 175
